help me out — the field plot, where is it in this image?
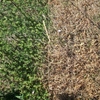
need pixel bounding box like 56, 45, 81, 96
0, 0, 49, 100
43, 0, 100, 100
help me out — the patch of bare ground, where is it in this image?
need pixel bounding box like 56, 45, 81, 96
42, 0, 100, 100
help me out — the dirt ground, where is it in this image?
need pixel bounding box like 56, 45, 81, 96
42, 0, 100, 100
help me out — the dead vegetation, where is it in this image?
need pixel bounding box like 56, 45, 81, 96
42, 0, 100, 100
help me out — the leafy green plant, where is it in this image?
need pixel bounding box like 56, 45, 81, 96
0, 0, 49, 100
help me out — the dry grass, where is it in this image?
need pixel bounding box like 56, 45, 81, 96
42, 0, 100, 100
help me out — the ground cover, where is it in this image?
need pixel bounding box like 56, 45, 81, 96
43, 0, 100, 99
0, 0, 49, 100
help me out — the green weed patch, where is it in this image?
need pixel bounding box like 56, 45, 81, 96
0, 0, 49, 100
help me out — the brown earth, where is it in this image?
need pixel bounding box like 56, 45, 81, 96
42, 0, 100, 100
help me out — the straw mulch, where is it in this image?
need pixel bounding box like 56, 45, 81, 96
42, 0, 100, 100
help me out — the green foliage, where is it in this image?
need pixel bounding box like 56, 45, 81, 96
0, 0, 49, 100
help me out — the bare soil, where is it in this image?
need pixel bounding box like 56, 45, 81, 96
42, 0, 100, 100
